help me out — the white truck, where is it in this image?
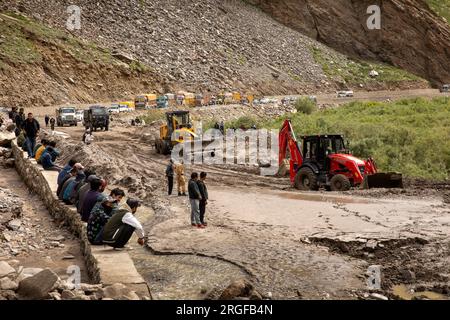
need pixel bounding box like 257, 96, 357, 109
56, 107, 77, 126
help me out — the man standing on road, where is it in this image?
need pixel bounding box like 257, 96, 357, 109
14, 108, 25, 136
23, 113, 40, 158
50, 117, 55, 132
8, 107, 17, 122
165, 159, 174, 195
197, 172, 209, 227
188, 172, 203, 228
176, 160, 187, 196
44, 115, 50, 127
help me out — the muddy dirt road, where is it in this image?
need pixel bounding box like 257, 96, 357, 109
43, 119, 450, 300
25, 88, 449, 118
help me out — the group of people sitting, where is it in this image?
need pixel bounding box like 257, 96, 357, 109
24, 138, 62, 171
56, 159, 145, 249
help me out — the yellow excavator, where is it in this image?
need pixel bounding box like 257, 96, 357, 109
155, 111, 197, 155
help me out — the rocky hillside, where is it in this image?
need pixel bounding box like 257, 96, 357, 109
0, 12, 166, 108
247, 0, 450, 86
1, 0, 429, 108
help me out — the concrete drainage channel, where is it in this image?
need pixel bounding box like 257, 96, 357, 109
10, 141, 151, 299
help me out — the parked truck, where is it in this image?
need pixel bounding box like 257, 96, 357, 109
83, 105, 110, 131
56, 107, 77, 127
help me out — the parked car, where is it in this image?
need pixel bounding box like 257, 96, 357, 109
75, 110, 84, 122
118, 105, 130, 112
337, 90, 354, 98
108, 104, 120, 114
439, 84, 450, 93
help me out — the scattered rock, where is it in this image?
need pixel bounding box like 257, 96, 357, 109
0, 289, 17, 300
101, 283, 140, 300
400, 269, 416, 282
7, 219, 22, 231
18, 269, 59, 300
219, 279, 256, 300
370, 293, 389, 300
48, 291, 62, 300
365, 239, 378, 251
61, 290, 76, 300
0, 277, 18, 290
0, 261, 16, 278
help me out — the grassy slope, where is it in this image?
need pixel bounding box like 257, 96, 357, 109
261, 98, 450, 180
427, 0, 450, 22
0, 12, 148, 70
311, 47, 423, 86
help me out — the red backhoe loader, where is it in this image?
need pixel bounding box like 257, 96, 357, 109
279, 119, 403, 191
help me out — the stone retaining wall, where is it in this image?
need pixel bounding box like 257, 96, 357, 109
12, 141, 101, 283
11, 141, 150, 297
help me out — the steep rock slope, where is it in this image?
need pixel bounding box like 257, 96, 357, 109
247, 0, 450, 85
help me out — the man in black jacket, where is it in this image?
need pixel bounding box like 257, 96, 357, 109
165, 159, 174, 195
188, 172, 203, 228
23, 113, 40, 158
197, 172, 209, 226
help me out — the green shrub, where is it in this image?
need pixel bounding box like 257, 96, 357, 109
294, 97, 317, 115
227, 116, 258, 130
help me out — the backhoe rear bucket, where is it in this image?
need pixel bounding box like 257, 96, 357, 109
362, 172, 403, 189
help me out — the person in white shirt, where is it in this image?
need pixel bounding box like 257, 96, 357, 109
101, 199, 145, 249
82, 129, 94, 145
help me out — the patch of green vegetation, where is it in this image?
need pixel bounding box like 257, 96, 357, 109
288, 71, 301, 82
294, 97, 317, 115
226, 116, 259, 130
261, 97, 450, 180
140, 109, 165, 124
0, 14, 42, 64
0, 12, 149, 69
311, 46, 423, 85
427, 0, 450, 23
130, 60, 149, 72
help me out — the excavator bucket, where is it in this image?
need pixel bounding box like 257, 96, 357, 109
362, 172, 404, 189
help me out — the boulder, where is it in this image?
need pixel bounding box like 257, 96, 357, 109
61, 290, 76, 300
101, 283, 140, 300
0, 261, 16, 278
0, 277, 18, 290
16, 267, 43, 282
219, 279, 254, 300
7, 219, 22, 231
17, 269, 59, 300
0, 131, 15, 148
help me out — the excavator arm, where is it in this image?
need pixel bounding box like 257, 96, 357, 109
279, 120, 303, 183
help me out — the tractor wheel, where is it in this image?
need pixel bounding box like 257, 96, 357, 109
294, 168, 319, 191
155, 141, 161, 154
330, 174, 351, 191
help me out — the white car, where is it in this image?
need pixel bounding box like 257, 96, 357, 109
337, 90, 354, 98
75, 110, 84, 122
260, 98, 270, 104
119, 105, 130, 113
108, 105, 120, 114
